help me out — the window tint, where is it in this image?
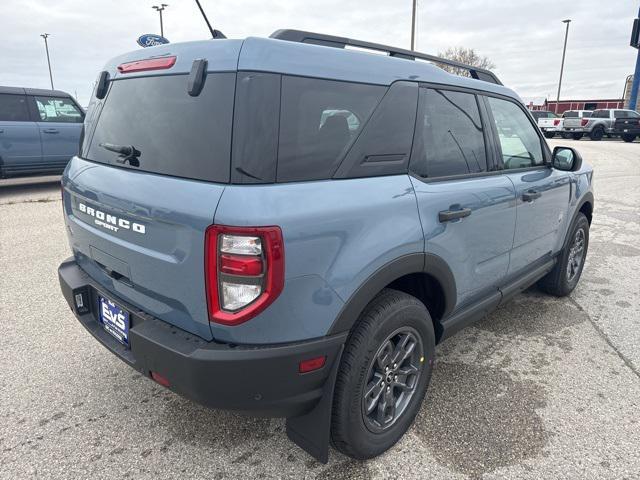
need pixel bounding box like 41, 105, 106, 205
0, 94, 29, 121
86, 73, 235, 183
563, 111, 578, 118
582, 111, 593, 118
33, 96, 83, 123
411, 88, 487, 178
487, 96, 543, 170
630, 111, 640, 118
277, 76, 385, 182
614, 110, 628, 119
592, 110, 609, 118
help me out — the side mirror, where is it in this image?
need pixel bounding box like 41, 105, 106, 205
552, 146, 582, 172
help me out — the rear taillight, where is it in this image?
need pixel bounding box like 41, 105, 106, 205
581, 119, 589, 127
205, 225, 284, 326
117, 56, 176, 74
553, 119, 561, 126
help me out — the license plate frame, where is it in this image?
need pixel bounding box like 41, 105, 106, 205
98, 295, 130, 346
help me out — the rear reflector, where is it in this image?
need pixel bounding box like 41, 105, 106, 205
220, 254, 263, 276
150, 371, 170, 387
118, 56, 177, 74
299, 356, 326, 373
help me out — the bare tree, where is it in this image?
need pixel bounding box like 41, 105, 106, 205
436, 47, 496, 77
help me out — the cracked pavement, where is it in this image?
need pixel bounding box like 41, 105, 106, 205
1, 139, 639, 479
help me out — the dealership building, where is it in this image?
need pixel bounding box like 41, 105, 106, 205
527, 75, 635, 114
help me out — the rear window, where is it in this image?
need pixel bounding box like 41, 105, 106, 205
85, 73, 235, 183
0, 94, 29, 122
277, 76, 385, 182
563, 111, 578, 118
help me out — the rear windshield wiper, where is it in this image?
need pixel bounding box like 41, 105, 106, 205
99, 143, 141, 167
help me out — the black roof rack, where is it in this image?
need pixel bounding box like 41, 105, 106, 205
270, 29, 502, 86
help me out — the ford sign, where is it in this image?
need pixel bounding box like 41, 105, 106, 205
137, 34, 170, 48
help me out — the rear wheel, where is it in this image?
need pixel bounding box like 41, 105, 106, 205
589, 126, 604, 141
538, 213, 589, 296
561, 132, 572, 139
572, 133, 583, 140
331, 289, 435, 460
622, 134, 636, 143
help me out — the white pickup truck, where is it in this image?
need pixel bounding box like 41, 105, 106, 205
531, 110, 562, 138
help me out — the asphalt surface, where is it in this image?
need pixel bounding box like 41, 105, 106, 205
1, 140, 639, 479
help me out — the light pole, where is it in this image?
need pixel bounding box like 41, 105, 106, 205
152, 4, 169, 38
40, 33, 54, 90
555, 19, 571, 113
410, 0, 417, 50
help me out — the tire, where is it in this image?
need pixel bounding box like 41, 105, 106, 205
572, 133, 583, 140
622, 134, 636, 143
543, 132, 555, 139
561, 132, 572, 139
589, 126, 604, 141
331, 289, 435, 460
538, 213, 589, 296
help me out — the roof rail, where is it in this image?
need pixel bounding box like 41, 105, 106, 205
270, 29, 502, 86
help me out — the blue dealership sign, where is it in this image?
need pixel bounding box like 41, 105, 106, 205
137, 34, 170, 48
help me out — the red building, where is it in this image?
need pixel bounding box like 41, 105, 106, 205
529, 99, 625, 114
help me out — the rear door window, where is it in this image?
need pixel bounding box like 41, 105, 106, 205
32, 96, 83, 123
0, 94, 30, 122
277, 76, 385, 182
410, 88, 487, 178
85, 73, 235, 183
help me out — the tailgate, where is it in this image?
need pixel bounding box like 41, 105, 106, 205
614, 118, 640, 131
61, 43, 241, 340
63, 158, 225, 340
563, 118, 583, 128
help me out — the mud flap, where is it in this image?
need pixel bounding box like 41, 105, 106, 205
285, 344, 344, 464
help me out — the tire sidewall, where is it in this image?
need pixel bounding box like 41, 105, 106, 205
559, 214, 590, 293
334, 295, 435, 458
590, 126, 604, 141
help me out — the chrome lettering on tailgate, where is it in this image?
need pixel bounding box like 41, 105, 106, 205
78, 202, 146, 235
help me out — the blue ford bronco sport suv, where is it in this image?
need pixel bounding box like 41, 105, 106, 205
58, 30, 594, 462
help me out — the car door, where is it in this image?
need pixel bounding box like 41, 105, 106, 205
29, 95, 83, 170
409, 87, 517, 309
0, 92, 41, 176
484, 95, 571, 276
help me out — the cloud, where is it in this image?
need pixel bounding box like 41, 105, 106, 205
0, 0, 637, 105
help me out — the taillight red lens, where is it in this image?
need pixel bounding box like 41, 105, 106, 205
151, 371, 170, 387
205, 225, 285, 326
117, 56, 176, 74
581, 119, 589, 126
553, 119, 560, 126
220, 254, 263, 276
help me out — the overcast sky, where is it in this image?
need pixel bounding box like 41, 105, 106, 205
1, 0, 638, 106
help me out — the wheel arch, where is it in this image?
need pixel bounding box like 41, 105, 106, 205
328, 253, 456, 343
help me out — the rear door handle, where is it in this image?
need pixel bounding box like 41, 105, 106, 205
438, 207, 472, 223
42, 128, 59, 134
522, 190, 542, 202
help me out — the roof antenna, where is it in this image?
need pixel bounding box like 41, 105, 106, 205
194, 0, 226, 39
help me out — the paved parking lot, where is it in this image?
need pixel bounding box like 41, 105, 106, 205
1, 139, 639, 479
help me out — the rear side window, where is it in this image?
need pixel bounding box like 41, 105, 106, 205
592, 110, 609, 118
410, 88, 487, 178
0, 94, 29, 122
563, 111, 578, 118
487, 96, 543, 170
85, 73, 235, 183
32, 96, 83, 123
277, 76, 385, 182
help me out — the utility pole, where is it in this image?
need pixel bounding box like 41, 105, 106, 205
628, 7, 640, 110
40, 33, 54, 90
555, 19, 571, 114
152, 4, 169, 37
410, 0, 417, 50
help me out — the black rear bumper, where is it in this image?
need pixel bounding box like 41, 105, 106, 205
58, 257, 346, 418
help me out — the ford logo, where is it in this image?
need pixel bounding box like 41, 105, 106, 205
137, 34, 170, 48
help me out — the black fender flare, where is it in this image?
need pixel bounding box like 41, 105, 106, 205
561, 191, 594, 250
327, 252, 457, 335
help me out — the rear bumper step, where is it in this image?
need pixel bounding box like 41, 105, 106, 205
58, 256, 347, 418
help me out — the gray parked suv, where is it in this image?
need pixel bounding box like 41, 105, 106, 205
57, 30, 594, 462
0, 87, 84, 177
